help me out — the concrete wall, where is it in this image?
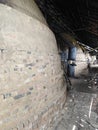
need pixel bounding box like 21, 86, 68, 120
0, 1, 66, 130
75, 48, 88, 76
3, 0, 47, 24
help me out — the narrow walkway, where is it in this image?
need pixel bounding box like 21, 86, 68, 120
54, 68, 98, 130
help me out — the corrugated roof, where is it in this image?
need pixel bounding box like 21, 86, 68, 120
35, 0, 98, 53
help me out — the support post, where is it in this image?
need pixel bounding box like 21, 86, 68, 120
68, 47, 77, 77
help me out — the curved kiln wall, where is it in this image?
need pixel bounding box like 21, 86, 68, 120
0, 1, 66, 130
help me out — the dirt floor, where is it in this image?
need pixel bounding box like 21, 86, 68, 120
53, 67, 98, 130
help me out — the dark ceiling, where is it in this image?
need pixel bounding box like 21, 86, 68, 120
35, 0, 98, 51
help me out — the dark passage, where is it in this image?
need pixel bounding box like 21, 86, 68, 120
34, 1, 98, 129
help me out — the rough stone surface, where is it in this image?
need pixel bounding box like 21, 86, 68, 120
0, 1, 66, 130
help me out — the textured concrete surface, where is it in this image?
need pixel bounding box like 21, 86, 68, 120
2, 0, 47, 24
75, 49, 88, 76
